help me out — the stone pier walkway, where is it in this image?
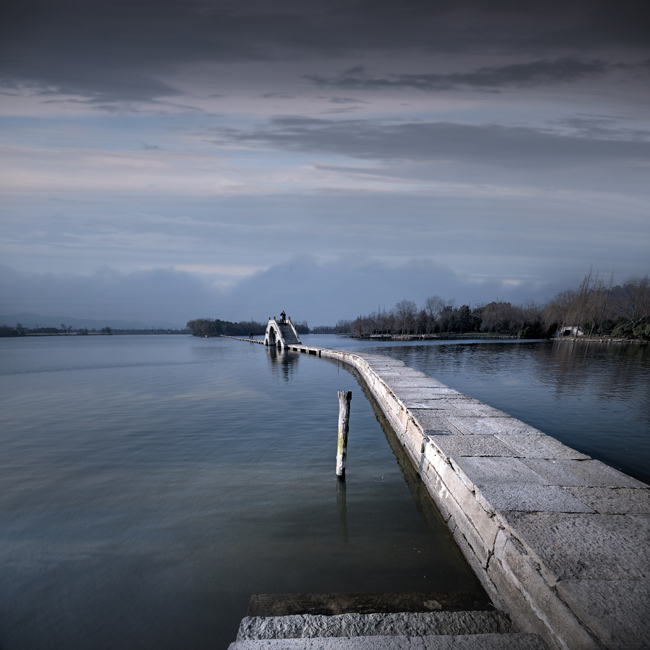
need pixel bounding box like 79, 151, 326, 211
226, 341, 650, 650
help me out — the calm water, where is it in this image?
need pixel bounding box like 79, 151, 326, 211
310, 336, 650, 485
0, 335, 480, 650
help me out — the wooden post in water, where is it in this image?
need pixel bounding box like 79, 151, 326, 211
336, 390, 352, 478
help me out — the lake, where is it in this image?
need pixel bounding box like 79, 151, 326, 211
0, 335, 479, 650
1, 334, 647, 650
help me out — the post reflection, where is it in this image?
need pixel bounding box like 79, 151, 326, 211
336, 476, 348, 543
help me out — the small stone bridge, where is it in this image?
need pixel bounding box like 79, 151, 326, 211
264, 311, 301, 349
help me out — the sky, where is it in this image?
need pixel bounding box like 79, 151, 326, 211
1, 0, 649, 327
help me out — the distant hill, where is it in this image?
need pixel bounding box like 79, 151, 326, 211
0, 313, 184, 331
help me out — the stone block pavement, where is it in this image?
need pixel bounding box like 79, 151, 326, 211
354, 350, 650, 650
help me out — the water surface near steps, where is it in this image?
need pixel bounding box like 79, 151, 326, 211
0, 335, 483, 650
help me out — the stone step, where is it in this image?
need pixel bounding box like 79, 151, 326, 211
279, 327, 300, 343
228, 632, 549, 650
236, 610, 514, 641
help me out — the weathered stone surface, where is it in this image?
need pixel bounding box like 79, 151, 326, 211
429, 434, 516, 458
485, 558, 559, 650
388, 379, 449, 388
414, 388, 464, 395
364, 356, 405, 365
478, 485, 594, 513
229, 633, 550, 650
630, 512, 650, 525
419, 459, 454, 522
402, 397, 470, 409
444, 417, 501, 435
556, 579, 650, 650
390, 389, 459, 402
494, 434, 590, 460
499, 512, 650, 581
489, 531, 601, 650
374, 370, 431, 380
566, 487, 650, 514
522, 459, 647, 488
403, 398, 456, 409
237, 611, 514, 640
451, 457, 550, 490
423, 449, 500, 557
451, 404, 507, 418
448, 417, 543, 436
424, 427, 457, 436
411, 409, 466, 428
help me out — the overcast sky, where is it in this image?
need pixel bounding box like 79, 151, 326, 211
1, 0, 649, 326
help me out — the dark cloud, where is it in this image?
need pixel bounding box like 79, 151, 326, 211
210, 116, 650, 169
260, 92, 296, 98
0, 257, 558, 327
305, 58, 612, 92
328, 96, 367, 104
1, 0, 648, 104
0, 265, 215, 327
554, 115, 650, 141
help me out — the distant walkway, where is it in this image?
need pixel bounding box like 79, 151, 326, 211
221, 335, 265, 345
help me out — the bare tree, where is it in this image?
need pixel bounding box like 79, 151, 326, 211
543, 289, 578, 334
616, 275, 650, 328
394, 300, 418, 335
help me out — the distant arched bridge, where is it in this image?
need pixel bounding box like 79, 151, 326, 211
264, 311, 301, 349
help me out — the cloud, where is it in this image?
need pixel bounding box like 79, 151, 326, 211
327, 97, 368, 104
211, 116, 650, 171
2, 1, 648, 106
0, 265, 216, 327
305, 58, 612, 92
260, 92, 296, 99
0, 255, 580, 328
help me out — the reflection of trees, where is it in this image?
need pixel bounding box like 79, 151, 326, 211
266, 345, 300, 382
367, 340, 650, 432
380, 342, 534, 379
535, 342, 650, 414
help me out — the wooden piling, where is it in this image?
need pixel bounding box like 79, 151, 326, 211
336, 390, 352, 478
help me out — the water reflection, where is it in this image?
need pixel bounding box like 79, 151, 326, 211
266, 345, 300, 381
534, 342, 650, 414
336, 478, 348, 543
350, 370, 485, 595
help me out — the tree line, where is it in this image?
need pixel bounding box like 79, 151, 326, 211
344, 298, 547, 338
0, 323, 116, 337
186, 318, 310, 337
342, 273, 650, 340
544, 273, 650, 340
0, 323, 185, 337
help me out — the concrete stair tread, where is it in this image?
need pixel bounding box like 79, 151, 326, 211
279, 325, 300, 343
228, 632, 549, 649
236, 611, 514, 641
